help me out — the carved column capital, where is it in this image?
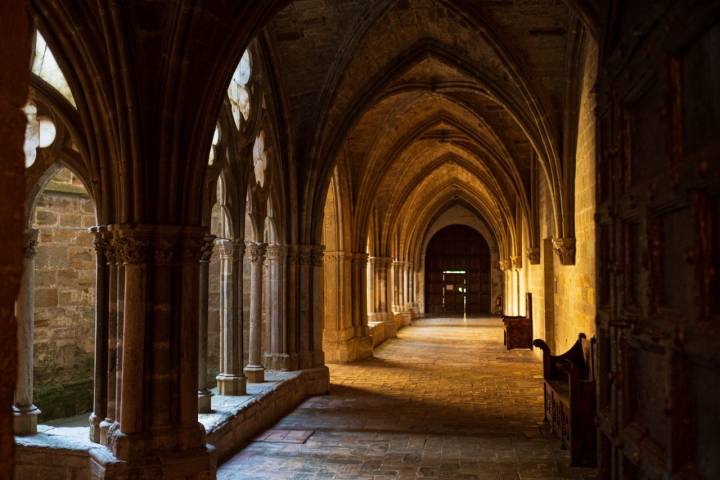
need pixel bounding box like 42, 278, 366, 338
286, 245, 299, 265
498, 258, 510, 271
311, 245, 324, 266
113, 237, 148, 265
527, 247, 540, 265
23, 229, 39, 259
510, 255, 522, 270
552, 237, 576, 265
200, 235, 216, 263
297, 245, 312, 266
153, 238, 178, 266
246, 241, 267, 264
352, 252, 369, 266
265, 244, 284, 261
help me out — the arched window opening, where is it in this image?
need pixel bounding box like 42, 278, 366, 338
32, 31, 76, 107
31, 167, 97, 424
228, 50, 252, 129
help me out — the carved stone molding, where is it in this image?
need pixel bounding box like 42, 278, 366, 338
552, 237, 576, 265
510, 255, 522, 270
498, 259, 510, 271
23, 229, 39, 259
527, 247, 540, 265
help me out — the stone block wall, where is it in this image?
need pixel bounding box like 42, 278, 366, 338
32, 168, 96, 421
552, 39, 598, 352
526, 39, 598, 354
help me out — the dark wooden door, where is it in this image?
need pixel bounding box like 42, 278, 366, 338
425, 225, 491, 314
597, 6, 720, 479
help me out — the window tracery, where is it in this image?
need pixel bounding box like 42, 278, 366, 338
253, 131, 267, 188
22, 102, 56, 168
228, 50, 252, 129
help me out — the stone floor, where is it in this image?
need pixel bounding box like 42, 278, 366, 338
218, 316, 598, 480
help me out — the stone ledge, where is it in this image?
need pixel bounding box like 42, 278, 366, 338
14, 368, 329, 479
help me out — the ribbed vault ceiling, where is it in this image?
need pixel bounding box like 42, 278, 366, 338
265, 0, 578, 255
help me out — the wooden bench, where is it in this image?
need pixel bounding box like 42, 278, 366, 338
502, 293, 533, 350
533, 333, 596, 467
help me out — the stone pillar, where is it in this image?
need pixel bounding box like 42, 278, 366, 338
89, 228, 109, 442
197, 235, 215, 413
216, 239, 246, 395
367, 257, 376, 322
245, 241, 267, 382
311, 245, 325, 367
99, 235, 118, 444
352, 253, 370, 338
297, 246, 313, 368
285, 246, 300, 370
13, 229, 40, 435
102, 225, 211, 468
265, 245, 290, 370
376, 257, 396, 337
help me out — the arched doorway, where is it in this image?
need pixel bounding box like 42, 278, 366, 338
425, 225, 491, 315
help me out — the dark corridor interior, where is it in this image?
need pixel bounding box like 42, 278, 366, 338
425, 225, 491, 315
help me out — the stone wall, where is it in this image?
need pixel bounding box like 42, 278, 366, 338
527, 39, 598, 354
552, 39, 598, 352
32, 167, 96, 421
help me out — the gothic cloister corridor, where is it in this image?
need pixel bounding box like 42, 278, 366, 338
219, 317, 596, 480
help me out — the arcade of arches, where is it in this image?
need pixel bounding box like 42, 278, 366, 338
0, 1, 718, 479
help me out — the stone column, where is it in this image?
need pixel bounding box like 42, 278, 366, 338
216, 239, 246, 395
297, 246, 313, 368
377, 257, 396, 337
99, 236, 118, 444
245, 241, 267, 382
89, 228, 109, 442
311, 245, 326, 367
265, 245, 289, 370
367, 257, 376, 321
285, 246, 300, 370
13, 229, 40, 435
104, 225, 210, 466
197, 235, 215, 413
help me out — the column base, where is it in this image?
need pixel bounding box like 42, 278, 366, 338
324, 336, 373, 363
89, 413, 102, 443
299, 350, 314, 369
383, 313, 398, 338
264, 353, 293, 370
198, 390, 212, 413
99, 419, 114, 445
216, 374, 247, 395
13, 404, 40, 436
244, 365, 265, 383
89, 442, 216, 479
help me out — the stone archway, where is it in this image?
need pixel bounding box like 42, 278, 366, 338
424, 225, 491, 315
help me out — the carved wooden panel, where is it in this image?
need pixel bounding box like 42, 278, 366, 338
597, 2, 720, 478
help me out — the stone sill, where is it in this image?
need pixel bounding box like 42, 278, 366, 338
14, 367, 329, 479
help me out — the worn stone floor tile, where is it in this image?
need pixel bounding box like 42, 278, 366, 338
218, 317, 597, 480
